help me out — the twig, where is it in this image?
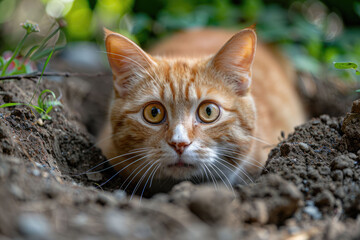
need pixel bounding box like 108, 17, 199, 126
0, 71, 112, 80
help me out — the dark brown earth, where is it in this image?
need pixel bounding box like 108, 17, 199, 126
0, 76, 360, 239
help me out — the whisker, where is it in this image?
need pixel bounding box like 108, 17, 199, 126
236, 165, 254, 184
217, 148, 266, 170
202, 163, 218, 189
247, 135, 271, 146
218, 146, 265, 167
208, 162, 235, 194
131, 46, 162, 84
119, 159, 149, 189
99, 154, 148, 187
120, 156, 156, 191
149, 164, 161, 188
207, 162, 232, 191
131, 160, 160, 201
216, 154, 254, 183
200, 165, 210, 183
140, 162, 161, 200
213, 156, 249, 185
76, 149, 149, 176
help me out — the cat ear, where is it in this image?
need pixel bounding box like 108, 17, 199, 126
210, 28, 257, 94
104, 28, 156, 97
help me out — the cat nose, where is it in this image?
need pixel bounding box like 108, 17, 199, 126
168, 141, 191, 155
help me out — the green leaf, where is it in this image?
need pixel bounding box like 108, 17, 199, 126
29, 48, 55, 104
38, 89, 56, 109
30, 45, 64, 61
24, 45, 39, 60
45, 105, 53, 115
0, 102, 44, 113
334, 62, 358, 70
0, 57, 4, 68
356, 70, 360, 75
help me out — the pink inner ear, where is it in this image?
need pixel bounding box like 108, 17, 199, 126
105, 33, 156, 96
210, 29, 257, 94
212, 29, 257, 73
105, 34, 153, 76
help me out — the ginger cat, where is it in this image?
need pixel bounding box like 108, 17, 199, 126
99, 27, 305, 193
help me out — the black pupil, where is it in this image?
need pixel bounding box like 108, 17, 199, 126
151, 107, 159, 118
206, 106, 212, 116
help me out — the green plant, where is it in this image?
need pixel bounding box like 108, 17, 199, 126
0, 20, 65, 76
0, 20, 63, 120
0, 89, 61, 120
0, 20, 39, 76
334, 62, 360, 92
334, 62, 360, 75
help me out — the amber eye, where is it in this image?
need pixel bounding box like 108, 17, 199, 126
143, 102, 166, 124
197, 102, 220, 123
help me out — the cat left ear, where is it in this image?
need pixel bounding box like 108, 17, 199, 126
104, 28, 156, 97
210, 28, 257, 94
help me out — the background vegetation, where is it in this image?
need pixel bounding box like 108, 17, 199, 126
0, 0, 359, 81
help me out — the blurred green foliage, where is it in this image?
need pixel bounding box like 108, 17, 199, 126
0, 20, 64, 76
0, 0, 359, 81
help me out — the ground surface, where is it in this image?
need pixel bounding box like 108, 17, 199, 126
0, 76, 360, 240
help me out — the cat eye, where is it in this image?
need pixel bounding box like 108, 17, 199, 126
197, 102, 220, 123
143, 102, 166, 124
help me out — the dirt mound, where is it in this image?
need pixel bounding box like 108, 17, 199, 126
0, 78, 360, 239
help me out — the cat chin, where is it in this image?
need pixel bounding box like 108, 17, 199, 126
160, 165, 203, 180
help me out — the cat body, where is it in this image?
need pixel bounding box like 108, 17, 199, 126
99, 28, 305, 191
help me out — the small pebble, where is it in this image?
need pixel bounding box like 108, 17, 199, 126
299, 142, 310, 152
113, 190, 127, 200
18, 213, 52, 239
36, 118, 44, 126
104, 211, 132, 237
86, 172, 103, 181
303, 205, 322, 220
312, 120, 320, 125
32, 169, 41, 176
34, 162, 44, 168
9, 184, 24, 200
348, 153, 357, 160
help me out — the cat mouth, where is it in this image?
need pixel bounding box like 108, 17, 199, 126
167, 162, 194, 168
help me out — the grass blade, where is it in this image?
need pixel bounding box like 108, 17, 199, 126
334, 62, 358, 70
0, 102, 44, 113
28, 48, 54, 104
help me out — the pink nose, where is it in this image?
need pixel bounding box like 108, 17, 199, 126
168, 141, 191, 155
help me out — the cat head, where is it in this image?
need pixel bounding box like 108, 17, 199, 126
104, 28, 257, 181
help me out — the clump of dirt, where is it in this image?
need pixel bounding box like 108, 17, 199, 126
263, 100, 360, 221
0, 78, 360, 239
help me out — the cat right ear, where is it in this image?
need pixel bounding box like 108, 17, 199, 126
104, 28, 156, 97
209, 28, 257, 95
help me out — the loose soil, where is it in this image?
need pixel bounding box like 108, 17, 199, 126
0, 76, 360, 240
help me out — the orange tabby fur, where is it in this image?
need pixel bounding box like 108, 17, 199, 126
99, 28, 305, 190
